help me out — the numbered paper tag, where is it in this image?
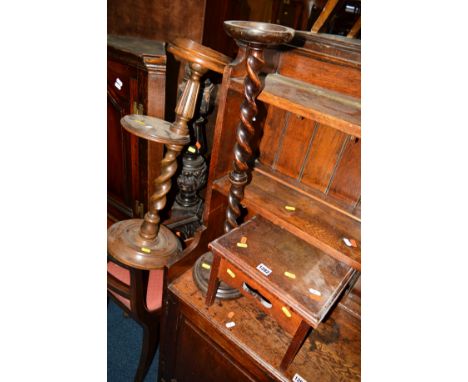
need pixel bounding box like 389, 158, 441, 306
256, 263, 272, 276
292, 373, 307, 382
114, 77, 123, 90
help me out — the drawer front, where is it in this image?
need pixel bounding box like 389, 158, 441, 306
218, 258, 302, 336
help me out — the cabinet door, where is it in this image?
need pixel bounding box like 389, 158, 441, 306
171, 316, 257, 382
107, 59, 139, 219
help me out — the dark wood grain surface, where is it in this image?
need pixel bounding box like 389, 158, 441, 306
107, 36, 166, 220
159, 30, 361, 381
165, 269, 361, 381
213, 169, 361, 270
274, 115, 317, 179
209, 216, 356, 328
328, 136, 361, 205
230, 74, 361, 137
108, 35, 166, 57
300, 124, 348, 193
108, 0, 206, 44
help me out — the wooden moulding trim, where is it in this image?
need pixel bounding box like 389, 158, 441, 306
287, 33, 361, 69
229, 75, 361, 138
107, 49, 166, 73
107, 35, 166, 57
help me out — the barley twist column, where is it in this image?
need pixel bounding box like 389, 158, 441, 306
139, 63, 204, 241
224, 48, 265, 232
193, 21, 294, 299
223, 21, 295, 233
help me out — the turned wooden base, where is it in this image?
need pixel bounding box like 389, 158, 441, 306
192, 252, 242, 300
108, 219, 182, 270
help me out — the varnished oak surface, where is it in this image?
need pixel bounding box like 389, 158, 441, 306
169, 269, 361, 381
209, 216, 356, 328
168, 37, 231, 74
107, 35, 166, 58
120, 115, 190, 145
213, 169, 361, 270
107, 219, 182, 270
223, 20, 295, 46
230, 74, 361, 137
255, 162, 361, 220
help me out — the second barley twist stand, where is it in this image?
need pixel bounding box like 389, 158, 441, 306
108, 39, 230, 270
223, 21, 294, 233
193, 21, 295, 298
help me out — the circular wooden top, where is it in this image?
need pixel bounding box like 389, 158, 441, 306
121, 115, 190, 145
108, 219, 182, 270
168, 38, 231, 74
224, 21, 295, 46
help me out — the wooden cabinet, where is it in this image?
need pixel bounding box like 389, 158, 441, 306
169, 32, 361, 278
161, 31, 361, 381
160, 270, 360, 382
107, 35, 166, 220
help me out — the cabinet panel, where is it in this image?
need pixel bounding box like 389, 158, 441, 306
107, 59, 138, 219
107, 97, 130, 209
173, 317, 256, 382
107, 36, 166, 221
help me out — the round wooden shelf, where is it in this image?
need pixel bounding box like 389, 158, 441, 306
223, 21, 295, 46
120, 115, 190, 145
108, 219, 182, 270
168, 37, 231, 74
193, 251, 241, 300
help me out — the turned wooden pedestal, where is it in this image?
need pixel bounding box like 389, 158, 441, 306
108, 39, 230, 271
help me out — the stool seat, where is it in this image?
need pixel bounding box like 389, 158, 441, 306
205, 215, 358, 370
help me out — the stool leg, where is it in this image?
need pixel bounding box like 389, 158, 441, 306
205, 253, 222, 306
134, 322, 160, 382
280, 320, 311, 371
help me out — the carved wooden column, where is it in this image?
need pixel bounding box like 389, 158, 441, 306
108, 39, 230, 270
193, 21, 295, 299
223, 21, 294, 232
166, 78, 216, 239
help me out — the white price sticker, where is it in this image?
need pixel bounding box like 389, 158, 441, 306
114, 77, 123, 90
308, 288, 321, 296
256, 263, 272, 276
292, 373, 307, 382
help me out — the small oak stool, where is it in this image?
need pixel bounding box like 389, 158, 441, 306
205, 215, 357, 371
